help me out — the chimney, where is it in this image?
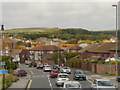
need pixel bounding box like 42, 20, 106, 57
1, 25, 4, 31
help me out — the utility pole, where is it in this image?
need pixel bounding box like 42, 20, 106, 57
58, 38, 60, 66
112, 4, 118, 79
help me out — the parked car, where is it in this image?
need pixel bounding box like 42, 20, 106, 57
63, 81, 82, 90
43, 65, 52, 72
91, 79, 116, 90
62, 67, 71, 74
56, 73, 70, 86
29, 62, 37, 67
53, 65, 60, 69
73, 70, 86, 80
12, 69, 27, 77
116, 77, 120, 82
50, 70, 60, 78
43, 63, 49, 67
37, 64, 44, 69
25, 60, 30, 65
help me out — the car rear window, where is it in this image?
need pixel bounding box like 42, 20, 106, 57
63, 67, 69, 69
14, 70, 19, 72
59, 75, 69, 78
98, 81, 114, 86
53, 71, 59, 73
66, 83, 80, 88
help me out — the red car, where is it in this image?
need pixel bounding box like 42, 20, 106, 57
12, 69, 27, 77
29, 62, 37, 67
50, 70, 60, 78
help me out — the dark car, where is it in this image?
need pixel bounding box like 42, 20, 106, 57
53, 65, 60, 70
73, 70, 86, 80
116, 77, 120, 82
29, 62, 37, 67
12, 69, 27, 77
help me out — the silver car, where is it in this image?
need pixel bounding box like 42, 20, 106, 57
63, 81, 82, 90
62, 67, 71, 74
91, 79, 116, 90
56, 73, 70, 86
43, 65, 51, 72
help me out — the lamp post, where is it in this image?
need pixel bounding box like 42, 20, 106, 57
112, 4, 118, 78
58, 38, 60, 66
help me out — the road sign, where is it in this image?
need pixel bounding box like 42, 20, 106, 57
1, 62, 5, 66
0, 70, 8, 74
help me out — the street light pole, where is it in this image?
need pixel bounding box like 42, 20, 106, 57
112, 4, 118, 78
58, 38, 60, 66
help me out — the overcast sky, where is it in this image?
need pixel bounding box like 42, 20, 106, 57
1, 1, 119, 31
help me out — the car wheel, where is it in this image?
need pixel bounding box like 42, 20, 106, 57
83, 78, 86, 80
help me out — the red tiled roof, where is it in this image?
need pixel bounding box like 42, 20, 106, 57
31, 45, 63, 51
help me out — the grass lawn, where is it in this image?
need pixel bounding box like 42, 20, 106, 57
106, 74, 120, 76
0, 74, 19, 89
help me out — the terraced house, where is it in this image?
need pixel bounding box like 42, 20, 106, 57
20, 45, 64, 63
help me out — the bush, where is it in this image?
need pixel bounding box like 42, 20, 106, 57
3, 74, 19, 89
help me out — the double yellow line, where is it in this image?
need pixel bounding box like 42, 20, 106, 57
23, 68, 33, 90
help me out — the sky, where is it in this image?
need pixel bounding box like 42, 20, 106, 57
1, 0, 120, 31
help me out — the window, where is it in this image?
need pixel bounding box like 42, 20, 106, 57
107, 54, 110, 58
48, 51, 53, 53
6, 50, 8, 53
101, 54, 104, 57
6, 46, 8, 49
94, 53, 97, 56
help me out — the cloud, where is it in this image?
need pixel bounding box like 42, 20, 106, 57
2, 2, 117, 30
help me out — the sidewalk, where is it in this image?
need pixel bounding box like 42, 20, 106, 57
7, 78, 29, 89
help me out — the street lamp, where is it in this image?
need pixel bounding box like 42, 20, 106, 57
112, 4, 118, 78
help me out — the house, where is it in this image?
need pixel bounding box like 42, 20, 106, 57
78, 44, 99, 60
90, 42, 116, 60
59, 44, 82, 53
19, 49, 30, 63
19, 45, 64, 63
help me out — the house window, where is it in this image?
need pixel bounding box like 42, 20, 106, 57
61, 51, 63, 53
6, 46, 8, 49
6, 50, 8, 53
22, 55, 24, 58
107, 53, 110, 58
94, 53, 97, 56
48, 51, 53, 53
101, 54, 104, 57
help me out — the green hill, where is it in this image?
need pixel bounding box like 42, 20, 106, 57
3, 27, 60, 33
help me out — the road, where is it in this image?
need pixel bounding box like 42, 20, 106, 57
19, 64, 120, 90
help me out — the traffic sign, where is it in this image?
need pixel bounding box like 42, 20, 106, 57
0, 70, 8, 74
1, 62, 5, 66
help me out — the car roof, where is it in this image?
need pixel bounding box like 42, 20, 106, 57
75, 70, 83, 72
95, 79, 110, 81
58, 73, 69, 75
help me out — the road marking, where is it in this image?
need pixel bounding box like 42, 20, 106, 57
23, 68, 33, 75
27, 80, 32, 90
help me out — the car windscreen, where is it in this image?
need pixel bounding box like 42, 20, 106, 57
63, 67, 69, 69
66, 83, 80, 88
76, 71, 84, 74
98, 81, 114, 86
59, 75, 69, 78
14, 70, 19, 72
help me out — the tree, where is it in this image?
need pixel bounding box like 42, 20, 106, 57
16, 41, 24, 45
25, 42, 31, 47
52, 53, 64, 64
67, 39, 78, 44
2, 56, 18, 73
